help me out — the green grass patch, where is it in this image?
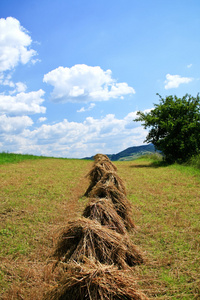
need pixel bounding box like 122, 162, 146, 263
186, 154, 200, 169
170, 163, 200, 179
138, 152, 163, 162
0, 152, 51, 165
0, 151, 76, 165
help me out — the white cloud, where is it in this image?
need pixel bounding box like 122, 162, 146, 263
164, 74, 193, 89
0, 89, 46, 115
0, 111, 147, 158
9, 82, 27, 95
0, 74, 27, 94
0, 114, 33, 134
187, 64, 192, 68
43, 64, 135, 103
38, 117, 47, 123
77, 103, 96, 113
0, 17, 37, 73
0, 72, 15, 87
15, 82, 27, 93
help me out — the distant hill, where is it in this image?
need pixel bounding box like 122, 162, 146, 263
83, 144, 156, 161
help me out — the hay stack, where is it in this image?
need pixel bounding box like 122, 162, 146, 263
82, 198, 127, 234
84, 164, 107, 196
94, 154, 117, 171
52, 218, 143, 268
86, 163, 106, 181
98, 170, 127, 195
94, 153, 112, 163
85, 167, 125, 196
44, 260, 148, 300
89, 183, 135, 230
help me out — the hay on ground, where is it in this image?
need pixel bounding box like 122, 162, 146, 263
84, 165, 122, 196
94, 154, 117, 171
94, 153, 112, 163
84, 164, 107, 196
52, 218, 143, 268
86, 163, 107, 182
82, 198, 127, 234
98, 170, 127, 195
88, 183, 135, 230
44, 260, 149, 300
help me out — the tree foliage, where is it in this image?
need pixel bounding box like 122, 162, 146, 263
135, 94, 200, 163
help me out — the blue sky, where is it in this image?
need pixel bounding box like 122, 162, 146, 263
0, 0, 199, 158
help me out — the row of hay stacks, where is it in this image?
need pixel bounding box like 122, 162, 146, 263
44, 154, 149, 300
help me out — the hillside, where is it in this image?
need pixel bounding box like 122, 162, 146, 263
84, 144, 155, 161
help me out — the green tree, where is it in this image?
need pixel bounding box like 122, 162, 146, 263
134, 94, 200, 163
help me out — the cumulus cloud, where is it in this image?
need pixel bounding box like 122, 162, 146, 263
164, 74, 193, 89
77, 103, 96, 113
38, 117, 47, 123
0, 74, 27, 95
0, 73, 15, 87
0, 111, 147, 158
0, 89, 46, 115
0, 17, 37, 73
9, 82, 27, 94
0, 114, 33, 134
43, 64, 135, 103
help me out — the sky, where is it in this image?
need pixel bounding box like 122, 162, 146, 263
0, 0, 200, 158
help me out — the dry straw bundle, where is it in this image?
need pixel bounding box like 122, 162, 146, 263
44, 260, 148, 300
82, 198, 127, 234
84, 163, 107, 196
98, 170, 127, 195
94, 153, 111, 161
52, 218, 143, 268
93, 154, 118, 171
89, 183, 135, 231
85, 156, 121, 195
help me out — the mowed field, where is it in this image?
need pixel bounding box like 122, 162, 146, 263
0, 158, 199, 299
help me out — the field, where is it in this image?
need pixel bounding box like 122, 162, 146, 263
0, 156, 200, 299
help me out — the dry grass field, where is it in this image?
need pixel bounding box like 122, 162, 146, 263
116, 159, 200, 299
0, 157, 199, 299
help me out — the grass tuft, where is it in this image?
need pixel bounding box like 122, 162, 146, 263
186, 154, 200, 169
